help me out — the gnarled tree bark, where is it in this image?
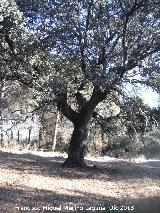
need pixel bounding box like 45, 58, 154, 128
58, 87, 110, 168
63, 123, 88, 167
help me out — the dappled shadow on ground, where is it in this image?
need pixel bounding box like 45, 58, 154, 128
0, 186, 118, 213
86, 158, 160, 180
129, 196, 160, 213
0, 186, 160, 213
0, 150, 160, 213
0, 150, 160, 181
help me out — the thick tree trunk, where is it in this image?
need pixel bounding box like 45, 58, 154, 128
63, 123, 89, 168
58, 87, 110, 168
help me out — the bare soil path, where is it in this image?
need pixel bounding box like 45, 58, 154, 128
0, 149, 160, 213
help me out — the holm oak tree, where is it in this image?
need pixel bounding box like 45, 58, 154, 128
0, 0, 160, 167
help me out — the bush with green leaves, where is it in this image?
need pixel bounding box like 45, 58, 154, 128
144, 130, 160, 145
119, 135, 133, 151
142, 144, 160, 159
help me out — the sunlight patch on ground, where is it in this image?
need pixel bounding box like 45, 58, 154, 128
132, 155, 160, 163
0, 165, 159, 202
0, 148, 67, 158
0, 150, 160, 213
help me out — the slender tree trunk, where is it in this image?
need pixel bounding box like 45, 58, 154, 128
11, 129, 14, 140
17, 130, 20, 142
38, 128, 42, 149
28, 128, 32, 142
38, 109, 45, 149
0, 80, 5, 147
52, 110, 60, 151
0, 129, 3, 147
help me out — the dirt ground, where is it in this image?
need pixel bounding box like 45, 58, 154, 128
0, 149, 160, 213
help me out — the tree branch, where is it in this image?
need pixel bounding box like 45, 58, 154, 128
57, 93, 78, 123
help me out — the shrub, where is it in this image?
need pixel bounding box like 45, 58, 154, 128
119, 135, 133, 151
144, 130, 160, 146
141, 144, 160, 159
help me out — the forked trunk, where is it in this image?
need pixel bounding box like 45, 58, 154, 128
63, 123, 88, 168
59, 87, 107, 168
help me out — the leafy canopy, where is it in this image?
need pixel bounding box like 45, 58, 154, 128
0, 0, 160, 113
